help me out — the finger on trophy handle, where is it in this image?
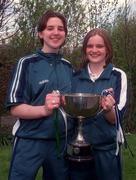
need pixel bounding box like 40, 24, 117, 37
101, 89, 114, 97
52, 90, 60, 95
97, 108, 104, 116
60, 95, 66, 106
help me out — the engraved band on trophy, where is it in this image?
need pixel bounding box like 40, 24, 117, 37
62, 93, 100, 162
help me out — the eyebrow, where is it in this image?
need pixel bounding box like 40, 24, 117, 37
46, 25, 64, 27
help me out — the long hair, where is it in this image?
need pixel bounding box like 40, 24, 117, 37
37, 10, 67, 46
82, 28, 113, 68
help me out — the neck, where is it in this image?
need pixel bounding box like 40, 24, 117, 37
89, 62, 105, 75
42, 46, 59, 54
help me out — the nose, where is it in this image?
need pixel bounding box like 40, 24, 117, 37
53, 28, 59, 34
92, 46, 97, 52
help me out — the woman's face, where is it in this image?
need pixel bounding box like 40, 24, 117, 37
86, 34, 107, 65
38, 17, 66, 53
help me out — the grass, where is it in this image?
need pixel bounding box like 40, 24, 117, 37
0, 134, 136, 180
0, 145, 10, 178
122, 133, 136, 180
0, 145, 42, 180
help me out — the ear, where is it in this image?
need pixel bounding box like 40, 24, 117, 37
38, 32, 43, 39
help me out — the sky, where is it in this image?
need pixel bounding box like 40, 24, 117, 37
1, 0, 136, 41
114, 0, 136, 11
83, 0, 136, 14
121, 0, 136, 13
118, 0, 136, 6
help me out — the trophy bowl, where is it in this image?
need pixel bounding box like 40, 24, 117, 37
62, 93, 100, 118
62, 93, 100, 162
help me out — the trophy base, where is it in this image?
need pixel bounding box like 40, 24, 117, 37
66, 142, 93, 162
66, 155, 93, 162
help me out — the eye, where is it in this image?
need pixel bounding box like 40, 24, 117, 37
46, 26, 54, 31
96, 44, 105, 48
87, 44, 93, 48
58, 26, 65, 31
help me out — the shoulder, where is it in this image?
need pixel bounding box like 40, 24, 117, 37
61, 58, 73, 68
112, 66, 127, 80
17, 53, 39, 65
73, 69, 82, 76
72, 69, 82, 82
112, 66, 126, 75
11, 54, 39, 74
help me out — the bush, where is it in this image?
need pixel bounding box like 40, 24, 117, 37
0, 126, 12, 147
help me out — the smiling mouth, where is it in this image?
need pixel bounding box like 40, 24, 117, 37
51, 36, 61, 40
51, 39, 59, 41
90, 54, 100, 57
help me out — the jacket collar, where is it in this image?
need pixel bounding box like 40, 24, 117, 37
36, 49, 62, 64
79, 63, 113, 81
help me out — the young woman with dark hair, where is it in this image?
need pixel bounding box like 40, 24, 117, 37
6, 10, 73, 180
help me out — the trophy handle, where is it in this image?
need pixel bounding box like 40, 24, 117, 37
97, 89, 114, 116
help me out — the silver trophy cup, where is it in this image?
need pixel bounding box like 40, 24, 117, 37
62, 93, 100, 162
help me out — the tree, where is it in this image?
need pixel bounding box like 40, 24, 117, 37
0, 0, 17, 43
61, 0, 88, 50
111, 1, 136, 132
85, 0, 118, 29
9, 0, 120, 59
7, 0, 87, 60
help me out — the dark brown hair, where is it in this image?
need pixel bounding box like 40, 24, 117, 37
82, 28, 113, 67
37, 10, 68, 45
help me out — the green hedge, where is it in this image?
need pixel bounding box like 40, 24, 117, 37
0, 126, 12, 147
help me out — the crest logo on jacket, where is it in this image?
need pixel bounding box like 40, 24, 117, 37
39, 80, 49, 85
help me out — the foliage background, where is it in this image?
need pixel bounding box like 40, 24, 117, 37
0, 0, 136, 132
0, 1, 136, 179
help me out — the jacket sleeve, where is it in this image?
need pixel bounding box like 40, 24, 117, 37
115, 69, 128, 121
5, 57, 29, 109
